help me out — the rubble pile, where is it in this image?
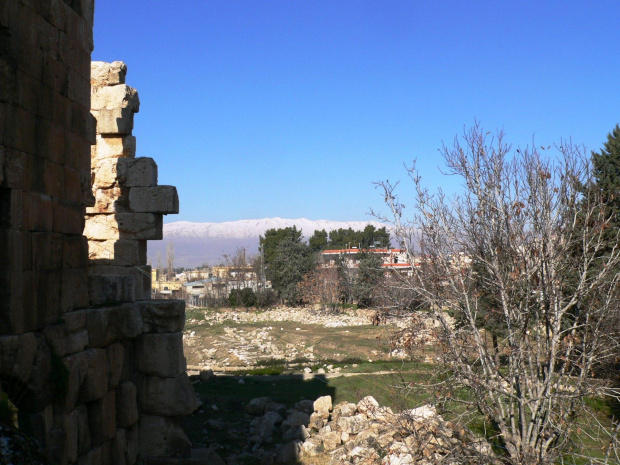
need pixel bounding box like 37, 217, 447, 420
204, 394, 491, 465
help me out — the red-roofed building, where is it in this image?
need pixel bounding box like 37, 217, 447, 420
321, 248, 418, 275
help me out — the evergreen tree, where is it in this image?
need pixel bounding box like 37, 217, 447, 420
353, 252, 384, 307
591, 124, 620, 244
259, 226, 303, 281
270, 239, 314, 304
308, 229, 328, 252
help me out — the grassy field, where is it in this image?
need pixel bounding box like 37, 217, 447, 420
181, 307, 620, 464
183, 307, 433, 368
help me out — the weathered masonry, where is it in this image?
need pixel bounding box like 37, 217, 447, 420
1, 2, 196, 463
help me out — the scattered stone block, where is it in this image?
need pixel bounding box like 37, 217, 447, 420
246, 397, 272, 416
356, 395, 379, 414
313, 395, 332, 416
336, 414, 368, 434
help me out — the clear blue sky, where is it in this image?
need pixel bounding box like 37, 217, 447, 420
93, 1, 620, 223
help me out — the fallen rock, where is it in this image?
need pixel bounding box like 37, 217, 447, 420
245, 397, 272, 415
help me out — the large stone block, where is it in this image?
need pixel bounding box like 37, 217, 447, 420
87, 390, 116, 445
133, 265, 152, 300
64, 166, 83, 203
138, 414, 191, 458
43, 159, 65, 198
92, 157, 158, 189
92, 107, 136, 135
115, 381, 138, 428
0, 146, 4, 185
0, 229, 23, 272
138, 300, 185, 333
17, 403, 53, 454
76, 404, 91, 456
53, 198, 85, 234
62, 234, 89, 269
1, 149, 26, 189
84, 213, 163, 240
137, 373, 198, 417
87, 186, 128, 213
84, 304, 143, 347
0, 332, 37, 384
53, 409, 80, 463
43, 311, 88, 357
88, 239, 146, 266
31, 232, 61, 270
91, 84, 139, 112
107, 342, 124, 390
91, 61, 127, 87
88, 274, 135, 306
77, 348, 108, 404
62, 350, 90, 412
135, 333, 186, 378
116, 213, 163, 239
126, 423, 139, 465
91, 135, 136, 160
128, 186, 179, 214
36, 270, 62, 325
77, 443, 103, 465
22, 192, 53, 231
92, 158, 121, 188
112, 428, 128, 465
121, 157, 158, 187
61, 268, 90, 311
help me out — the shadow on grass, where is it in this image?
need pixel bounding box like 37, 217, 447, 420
182, 374, 335, 464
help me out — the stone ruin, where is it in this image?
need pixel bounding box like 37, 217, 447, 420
0, 2, 198, 464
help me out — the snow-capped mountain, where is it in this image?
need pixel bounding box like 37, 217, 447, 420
148, 218, 390, 268
163, 217, 388, 239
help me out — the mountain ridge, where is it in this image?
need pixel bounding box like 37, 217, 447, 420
148, 217, 390, 268
163, 217, 388, 239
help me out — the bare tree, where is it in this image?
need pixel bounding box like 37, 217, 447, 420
297, 267, 341, 311
373, 125, 620, 464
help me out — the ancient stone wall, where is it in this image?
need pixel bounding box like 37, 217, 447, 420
0, 3, 196, 464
